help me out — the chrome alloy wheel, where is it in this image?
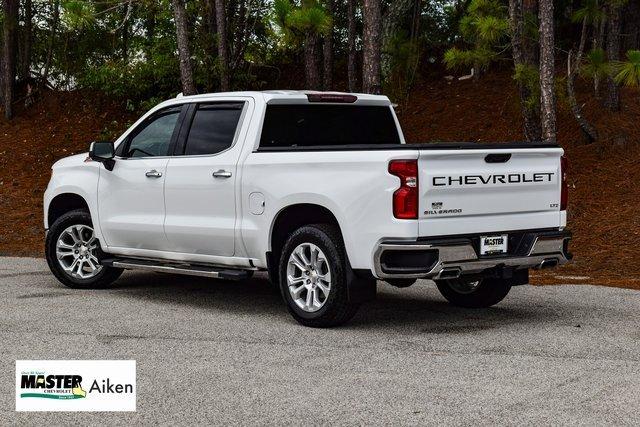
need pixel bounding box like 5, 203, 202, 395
448, 279, 481, 295
286, 243, 332, 313
56, 225, 103, 279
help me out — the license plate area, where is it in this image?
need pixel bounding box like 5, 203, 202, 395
480, 235, 508, 255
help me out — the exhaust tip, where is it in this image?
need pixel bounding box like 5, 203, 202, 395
538, 258, 559, 269
438, 267, 462, 279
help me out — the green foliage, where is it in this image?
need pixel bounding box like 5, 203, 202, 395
287, 6, 331, 35
571, 0, 605, 25
459, 15, 477, 41
444, 46, 494, 71
16, 0, 628, 116
272, 0, 331, 47
580, 48, 611, 80
21, 0, 275, 104
78, 56, 180, 108
513, 63, 540, 110
523, 11, 538, 42
475, 15, 510, 44
421, 0, 460, 52
384, 31, 421, 104
273, 0, 294, 30
443, 0, 508, 72
61, 1, 95, 29
467, 0, 504, 17
613, 50, 640, 88
608, 0, 629, 8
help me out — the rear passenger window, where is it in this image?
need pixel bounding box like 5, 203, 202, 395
259, 105, 401, 148
183, 103, 244, 155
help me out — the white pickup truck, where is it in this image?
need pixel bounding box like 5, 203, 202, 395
44, 91, 571, 327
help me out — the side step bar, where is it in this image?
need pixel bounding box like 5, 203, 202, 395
101, 258, 252, 281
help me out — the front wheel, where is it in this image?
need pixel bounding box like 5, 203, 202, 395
435, 277, 512, 308
279, 224, 360, 327
45, 209, 123, 289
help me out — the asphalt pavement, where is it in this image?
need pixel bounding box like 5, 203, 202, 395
1, 256, 639, 425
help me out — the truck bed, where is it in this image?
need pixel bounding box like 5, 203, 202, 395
256, 142, 560, 152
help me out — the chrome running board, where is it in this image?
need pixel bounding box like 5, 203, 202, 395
102, 258, 252, 280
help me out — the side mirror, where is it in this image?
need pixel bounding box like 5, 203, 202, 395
89, 141, 115, 171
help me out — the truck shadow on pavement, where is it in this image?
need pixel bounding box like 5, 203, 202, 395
105, 271, 558, 330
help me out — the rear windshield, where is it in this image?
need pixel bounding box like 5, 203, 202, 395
259, 105, 401, 148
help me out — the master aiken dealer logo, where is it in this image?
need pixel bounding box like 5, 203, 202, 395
20, 372, 87, 400
16, 360, 136, 411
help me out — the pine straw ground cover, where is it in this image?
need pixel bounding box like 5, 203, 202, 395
0, 91, 133, 256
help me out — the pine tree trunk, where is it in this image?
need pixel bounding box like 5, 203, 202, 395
171, 0, 196, 95
509, 0, 541, 141
322, 0, 334, 91
304, 32, 321, 89
144, 3, 157, 61
522, 0, 538, 64
3, 0, 18, 119
622, 1, 640, 51
410, 0, 420, 40
122, 3, 130, 61
604, 2, 621, 112
566, 19, 598, 143
538, 0, 556, 143
203, 0, 217, 91
362, 0, 382, 94
347, 0, 357, 92
1, 47, 3, 107
19, 0, 32, 81
301, 0, 320, 89
205, 0, 217, 36
231, 0, 249, 72
214, 0, 230, 91
593, 17, 606, 98
234, 0, 247, 58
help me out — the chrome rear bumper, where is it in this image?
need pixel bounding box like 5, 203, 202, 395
373, 230, 571, 280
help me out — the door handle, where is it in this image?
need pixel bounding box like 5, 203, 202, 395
213, 170, 232, 178
145, 170, 163, 178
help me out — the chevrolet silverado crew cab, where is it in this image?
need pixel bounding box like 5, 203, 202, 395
44, 91, 572, 327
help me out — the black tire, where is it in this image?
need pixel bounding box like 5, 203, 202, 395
435, 277, 512, 308
385, 278, 417, 288
278, 224, 359, 327
45, 209, 123, 289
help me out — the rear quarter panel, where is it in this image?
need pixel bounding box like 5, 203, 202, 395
240, 150, 420, 270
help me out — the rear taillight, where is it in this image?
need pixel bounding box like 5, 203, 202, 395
560, 155, 568, 210
389, 159, 418, 219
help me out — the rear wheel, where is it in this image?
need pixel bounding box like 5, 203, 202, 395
435, 277, 512, 308
279, 224, 360, 327
45, 209, 123, 289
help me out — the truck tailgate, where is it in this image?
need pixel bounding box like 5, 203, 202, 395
417, 147, 564, 237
